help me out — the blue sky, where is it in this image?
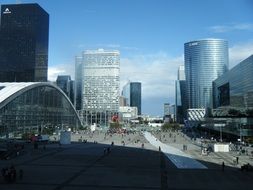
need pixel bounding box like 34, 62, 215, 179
1, 0, 253, 116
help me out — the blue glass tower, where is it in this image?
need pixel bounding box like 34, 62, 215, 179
122, 82, 142, 115
184, 39, 228, 109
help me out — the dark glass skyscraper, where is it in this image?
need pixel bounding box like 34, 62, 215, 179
175, 65, 187, 123
122, 82, 142, 115
56, 75, 75, 105
75, 56, 83, 110
0, 3, 49, 82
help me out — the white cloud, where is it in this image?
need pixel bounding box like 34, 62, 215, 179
229, 41, 253, 68
76, 43, 139, 52
209, 23, 253, 33
48, 63, 75, 82
120, 52, 183, 102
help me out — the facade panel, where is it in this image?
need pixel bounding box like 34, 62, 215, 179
213, 55, 253, 108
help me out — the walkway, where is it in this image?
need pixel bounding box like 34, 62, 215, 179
143, 131, 207, 169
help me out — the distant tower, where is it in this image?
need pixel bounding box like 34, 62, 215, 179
164, 103, 170, 116
175, 65, 187, 123
81, 49, 120, 126
178, 65, 186, 80
0, 3, 49, 82
122, 82, 142, 115
75, 56, 83, 110
184, 39, 228, 109
56, 75, 75, 105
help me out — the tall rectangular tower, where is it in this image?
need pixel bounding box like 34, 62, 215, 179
81, 49, 120, 126
178, 65, 186, 80
122, 82, 142, 115
0, 3, 49, 82
75, 56, 83, 110
175, 65, 187, 123
56, 75, 75, 105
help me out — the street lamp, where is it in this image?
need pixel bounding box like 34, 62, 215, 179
240, 124, 242, 144
220, 125, 222, 142
219, 123, 226, 142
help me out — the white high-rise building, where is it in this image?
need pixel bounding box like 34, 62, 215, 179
80, 49, 120, 126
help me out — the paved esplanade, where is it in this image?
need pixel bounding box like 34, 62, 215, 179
1, 131, 253, 190
144, 132, 207, 169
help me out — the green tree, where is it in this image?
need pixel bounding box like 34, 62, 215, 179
109, 122, 122, 130
162, 123, 180, 131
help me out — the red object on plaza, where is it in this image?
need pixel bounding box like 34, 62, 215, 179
112, 115, 118, 122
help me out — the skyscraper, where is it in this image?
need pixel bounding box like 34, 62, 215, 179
56, 75, 75, 105
0, 3, 49, 82
81, 49, 120, 126
122, 82, 142, 115
177, 65, 186, 80
175, 65, 187, 123
184, 39, 228, 109
75, 56, 83, 110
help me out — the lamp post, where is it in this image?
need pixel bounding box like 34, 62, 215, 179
220, 125, 222, 142
239, 124, 241, 144
219, 123, 225, 142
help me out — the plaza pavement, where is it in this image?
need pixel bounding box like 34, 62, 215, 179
0, 130, 252, 190
143, 131, 207, 169
150, 130, 253, 169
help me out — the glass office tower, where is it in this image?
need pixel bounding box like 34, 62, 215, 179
56, 75, 75, 105
175, 65, 188, 123
0, 3, 49, 82
75, 56, 83, 110
184, 39, 228, 109
122, 82, 142, 115
213, 55, 253, 108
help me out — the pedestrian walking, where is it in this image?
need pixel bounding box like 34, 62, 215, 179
236, 156, 239, 164
107, 147, 110, 154
222, 162, 225, 171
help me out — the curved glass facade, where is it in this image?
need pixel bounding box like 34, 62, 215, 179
213, 55, 253, 108
0, 83, 81, 138
184, 39, 228, 109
